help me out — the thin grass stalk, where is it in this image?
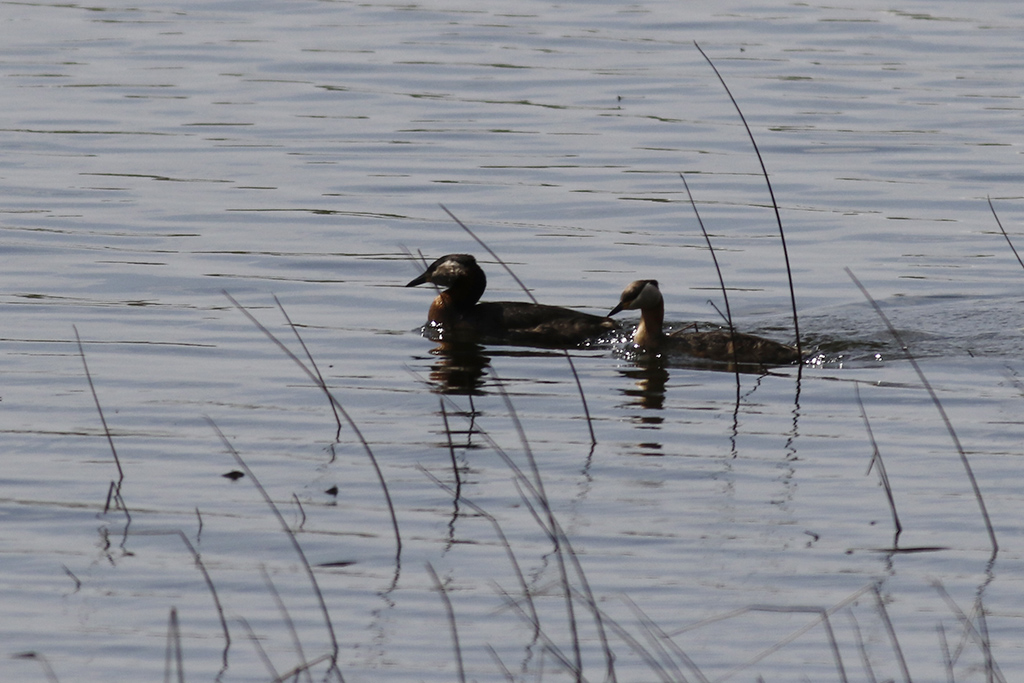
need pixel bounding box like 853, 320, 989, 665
622, 596, 709, 683
667, 585, 877, 682
846, 269, 998, 554
854, 384, 903, 547
707, 605, 848, 683
236, 616, 282, 680
679, 173, 735, 333
845, 610, 879, 683
621, 598, 692, 683
498, 592, 585, 679
164, 607, 185, 683
500, 428, 617, 682
489, 368, 584, 681
931, 581, 1007, 683
426, 562, 467, 683
274, 294, 343, 440
206, 418, 342, 679
418, 465, 540, 631
259, 565, 315, 683
976, 601, 995, 683
73, 326, 125, 491
223, 291, 401, 558
871, 583, 912, 683
987, 196, 1024, 271
936, 623, 955, 683
572, 600, 675, 683
438, 203, 598, 445
268, 655, 335, 683
415, 368, 611, 677
693, 43, 801, 357
679, 172, 743, 413
135, 529, 231, 671
484, 644, 517, 683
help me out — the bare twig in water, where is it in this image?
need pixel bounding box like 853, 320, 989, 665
222, 291, 401, 559
694, 43, 802, 357
437, 204, 598, 446
425, 562, 466, 683
206, 418, 343, 680
846, 269, 998, 555
853, 384, 903, 547
987, 196, 1024, 271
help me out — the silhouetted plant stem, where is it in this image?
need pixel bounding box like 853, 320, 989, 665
259, 565, 315, 683
987, 196, 1024, 271
846, 269, 998, 555
872, 583, 912, 683
426, 562, 466, 683
206, 418, 343, 680
694, 42, 802, 357
854, 384, 903, 547
74, 326, 125, 495
165, 607, 185, 683
223, 291, 401, 559
274, 294, 342, 441
679, 172, 743, 402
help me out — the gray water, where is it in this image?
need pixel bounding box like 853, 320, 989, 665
3, 1, 1024, 681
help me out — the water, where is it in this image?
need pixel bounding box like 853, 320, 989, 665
2, 1, 1024, 681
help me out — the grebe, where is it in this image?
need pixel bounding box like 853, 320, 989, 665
609, 279, 801, 366
406, 253, 619, 347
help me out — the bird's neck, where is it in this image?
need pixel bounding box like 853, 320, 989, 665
634, 306, 664, 348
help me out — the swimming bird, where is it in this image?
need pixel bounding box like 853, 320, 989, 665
406, 253, 619, 347
609, 279, 801, 366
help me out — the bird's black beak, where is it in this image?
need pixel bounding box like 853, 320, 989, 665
406, 271, 430, 287
608, 302, 625, 316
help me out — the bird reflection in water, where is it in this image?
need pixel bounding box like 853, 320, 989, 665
424, 340, 491, 396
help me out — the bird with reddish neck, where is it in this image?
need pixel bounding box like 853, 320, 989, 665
406, 253, 618, 347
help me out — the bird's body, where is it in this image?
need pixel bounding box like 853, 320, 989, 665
610, 279, 800, 366
407, 254, 618, 347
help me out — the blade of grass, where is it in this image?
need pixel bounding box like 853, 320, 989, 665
693, 43, 801, 356
846, 269, 998, 555
987, 196, 1024, 271
206, 418, 342, 680
222, 291, 402, 559
438, 204, 598, 446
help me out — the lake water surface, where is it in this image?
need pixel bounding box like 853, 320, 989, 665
2, 1, 1023, 681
